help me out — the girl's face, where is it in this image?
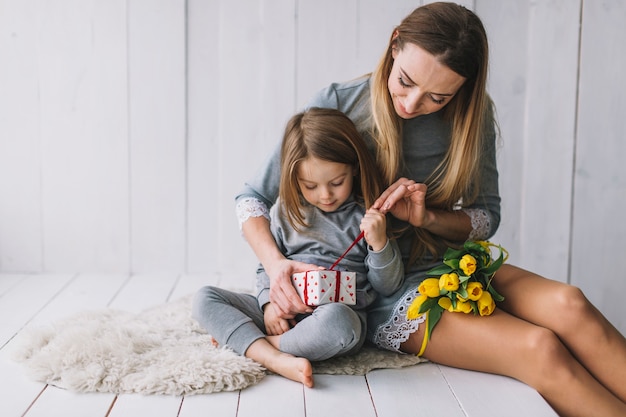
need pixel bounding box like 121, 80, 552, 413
297, 156, 355, 213
388, 42, 466, 119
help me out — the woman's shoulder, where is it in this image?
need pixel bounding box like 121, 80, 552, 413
306, 75, 371, 111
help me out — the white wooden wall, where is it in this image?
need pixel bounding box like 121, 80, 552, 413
1, 0, 624, 333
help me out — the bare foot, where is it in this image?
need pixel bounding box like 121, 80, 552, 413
246, 339, 314, 387
266, 351, 314, 388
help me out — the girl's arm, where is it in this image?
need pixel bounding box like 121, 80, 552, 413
360, 207, 404, 295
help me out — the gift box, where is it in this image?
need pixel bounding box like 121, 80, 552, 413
291, 270, 356, 306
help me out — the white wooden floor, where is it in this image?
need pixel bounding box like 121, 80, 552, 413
0, 273, 558, 417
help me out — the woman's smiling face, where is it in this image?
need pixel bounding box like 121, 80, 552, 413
388, 43, 466, 119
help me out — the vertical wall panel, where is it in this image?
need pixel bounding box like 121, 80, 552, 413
39, 0, 129, 272
296, 0, 358, 108
356, 0, 418, 77
480, 1, 529, 268
572, 0, 626, 332
0, 0, 45, 271
515, 0, 580, 281
215, 0, 297, 286
186, 0, 220, 274
129, 0, 186, 272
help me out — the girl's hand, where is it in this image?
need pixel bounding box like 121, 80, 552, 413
263, 302, 295, 335
360, 207, 388, 251
266, 259, 318, 318
372, 177, 431, 228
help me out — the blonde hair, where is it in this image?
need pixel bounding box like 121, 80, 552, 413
279, 108, 383, 231
370, 2, 494, 263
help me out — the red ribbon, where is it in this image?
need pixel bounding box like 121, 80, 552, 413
333, 271, 341, 303
300, 231, 363, 306
329, 231, 365, 271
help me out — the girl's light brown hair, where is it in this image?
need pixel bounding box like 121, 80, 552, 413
279, 107, 383, 231
370, 2, 495, 263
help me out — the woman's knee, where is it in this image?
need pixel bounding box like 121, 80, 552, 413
521, 326, 575, 390
550, 284, 593, 331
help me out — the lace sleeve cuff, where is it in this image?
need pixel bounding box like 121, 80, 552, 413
236, 197, 270, 230
461, 208, 492, 241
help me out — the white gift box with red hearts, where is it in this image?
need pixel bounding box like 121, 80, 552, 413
291, 270, 357, 306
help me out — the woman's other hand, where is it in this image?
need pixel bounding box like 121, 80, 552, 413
373, 177, 432, 228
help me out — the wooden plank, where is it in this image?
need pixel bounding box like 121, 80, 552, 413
107, 273, 179, 312
237, 375, 305, 417
0, 273, 24, 298
0, 2, 44, 272
305, 375, 376, 417
0, 274, 74, 347
367, 364, 465, 416
22, 388, 115, 417
3, 273, 127, 416
27, 273, 128, 326
178, 392, 240, 417
0, 339, 48, 417
440, 365, 558, 417
168, 273, 220, 301
571, 0, 626, 335
107, 394, 183, 417
38, 0, 130, 273
128, 0, 186, 272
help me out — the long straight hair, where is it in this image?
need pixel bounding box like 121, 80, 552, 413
279, 107, 383, 231
370, 2, 495, 263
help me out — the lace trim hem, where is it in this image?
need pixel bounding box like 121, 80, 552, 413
372, 287, 426, 353
236, 197, 270, 230
462, 208, 491, 241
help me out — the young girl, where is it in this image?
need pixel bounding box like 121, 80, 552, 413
192, 107, 403, 387
234, 3, 626, 416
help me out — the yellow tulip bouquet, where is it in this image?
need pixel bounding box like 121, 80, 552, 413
407, 241, 508, 346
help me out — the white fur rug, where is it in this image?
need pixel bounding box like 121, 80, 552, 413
11, 295, 424, 395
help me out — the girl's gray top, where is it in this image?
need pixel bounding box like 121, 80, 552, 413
256, 196, 404, 311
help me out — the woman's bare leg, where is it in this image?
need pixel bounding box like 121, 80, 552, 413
401, 309, 626, 417
245, 338, 314, 388
494, 264, 626, 401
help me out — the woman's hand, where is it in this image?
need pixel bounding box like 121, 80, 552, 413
372, 177, 432, 228
372, 177, 473, 241
266, 258, 318, 318
360, 207, 388, 251
242, 215, 317, 319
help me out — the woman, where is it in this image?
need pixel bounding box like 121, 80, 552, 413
235, 3, 626, 416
